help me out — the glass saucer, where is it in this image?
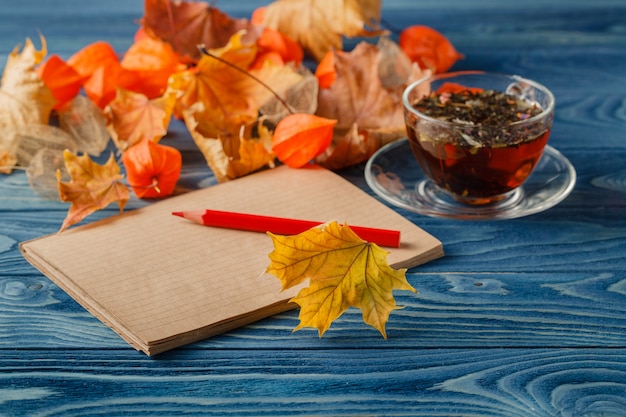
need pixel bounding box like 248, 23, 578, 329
364, 138, 576, 220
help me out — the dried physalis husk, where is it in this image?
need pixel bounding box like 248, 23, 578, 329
11, 124, 77, 167
58, 95, 110, 156
26, 148, 69, 199
259, 66, 318, 126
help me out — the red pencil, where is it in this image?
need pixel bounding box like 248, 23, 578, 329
172, 209, 401, 248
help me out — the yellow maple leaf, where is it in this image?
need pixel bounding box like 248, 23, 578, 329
104, 87, 176, 151
57, 150, 130, 233
266, 221, 415, 338
260, 0, 384, 61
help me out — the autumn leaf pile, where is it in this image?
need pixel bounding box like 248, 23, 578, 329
1, 0, 461, 336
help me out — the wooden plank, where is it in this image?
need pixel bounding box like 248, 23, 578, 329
2, 348, 626, 416
3, 271, 626, 350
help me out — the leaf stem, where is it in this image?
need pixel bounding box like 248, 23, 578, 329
197, 45, 294, 115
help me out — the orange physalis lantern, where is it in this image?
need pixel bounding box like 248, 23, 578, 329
315, 50, 338, 89
36, 54, 83, 109
122, 139, 182, 199
399, 25, 463, 73
272, 114, 336, 168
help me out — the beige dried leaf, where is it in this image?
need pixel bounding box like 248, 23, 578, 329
0, 37, 55, 131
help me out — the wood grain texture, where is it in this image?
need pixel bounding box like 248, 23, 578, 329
1, 0, 626, 415
3, 349, 626, 417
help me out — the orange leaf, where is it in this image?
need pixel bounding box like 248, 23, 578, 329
36, 54, 82, 109
121, 35, 186, 98
122, 139, 181, 199
141, 0, 258, 60
398, 25, 463, 73
266, 221, 414, 337
57, 150, 130, 233
104, 88, 176, 150
272, 114, 336, 168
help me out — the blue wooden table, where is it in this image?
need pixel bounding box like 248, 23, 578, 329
2, 1, 626, 415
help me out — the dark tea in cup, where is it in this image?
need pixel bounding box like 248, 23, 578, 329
403, 72, 555, 205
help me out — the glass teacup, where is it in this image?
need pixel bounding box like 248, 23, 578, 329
403, 71, 555, 205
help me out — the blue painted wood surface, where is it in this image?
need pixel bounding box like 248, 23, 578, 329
1, 1, 626, 416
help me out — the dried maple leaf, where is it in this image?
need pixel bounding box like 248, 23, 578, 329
170, 32, 300, 128
266, 221, 414, 338
259, 0, 384, 61
0, 36, 55, 131
171, 31, 300, 180
225, 121, 276, 180
142, 0, 259, 60
185, 110, 275, 182
104, 87, 176, 151
314, 40, 428, 169
57, 150, 130, 233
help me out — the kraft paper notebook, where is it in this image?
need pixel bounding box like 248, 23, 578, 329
20, 165, 443, 355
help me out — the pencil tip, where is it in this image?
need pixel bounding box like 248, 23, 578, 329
171, 211, 184, 218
